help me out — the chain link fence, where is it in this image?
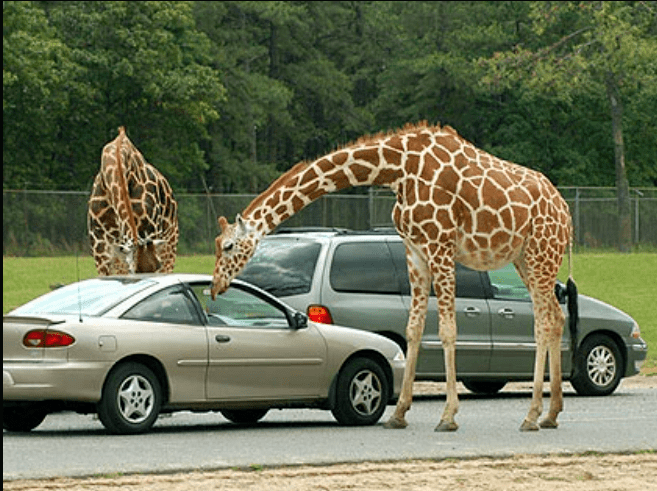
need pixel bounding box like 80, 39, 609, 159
3, 187, 656, 257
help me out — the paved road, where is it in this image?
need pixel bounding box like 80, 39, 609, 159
4, 385, 656, 480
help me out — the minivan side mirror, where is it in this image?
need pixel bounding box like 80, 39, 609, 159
554, 282, 567, 304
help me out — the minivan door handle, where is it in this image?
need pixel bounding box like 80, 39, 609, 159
497, 308, 515, 319
464, 306, 481, 317
214, 334, 231, 343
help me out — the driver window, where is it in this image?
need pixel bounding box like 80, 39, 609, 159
122, 287, 199, 324
190, 284, 289, 329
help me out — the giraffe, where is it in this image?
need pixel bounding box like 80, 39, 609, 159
88, 126, 179, 275
210, 121, 578, 432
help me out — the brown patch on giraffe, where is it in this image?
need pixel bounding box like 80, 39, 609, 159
299, 167, 318, 185
373, 167, 403, 186
418, 182, 430, 202
382, 147, 403, 167
482, 179, 508, 210
353, 148, 379, 166
349, 163, 373, 182
406, 154, 420, 176
432, 187, 453, 207
508, 186, 532, 206
476, 208, 501, 231
413, 203, 434, 223
431, 146, 451, 164
386, 135, 404, 151
438, 166, 459, 194
328, 169, 350, 190
435, 135, 461, 153
459, 180, 480, 209
316, 158, 334, 173
490, 230, 511, 250
407, 132, 432, 152
419, 154, 439, 182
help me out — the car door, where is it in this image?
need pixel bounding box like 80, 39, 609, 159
486, 265, 572, 377
190, 284, 328, 400
387, 242, 492, 377
486, 264, 542, 376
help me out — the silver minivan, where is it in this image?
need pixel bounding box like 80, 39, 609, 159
239, 229, 648, 396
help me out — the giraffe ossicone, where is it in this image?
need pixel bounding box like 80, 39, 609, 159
88, 126, 179, 275
211, 121, 577, 432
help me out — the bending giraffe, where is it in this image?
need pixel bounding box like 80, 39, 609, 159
88, 126, 179, 275
210, 122, 578, 432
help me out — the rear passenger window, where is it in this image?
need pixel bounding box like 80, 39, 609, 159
387, 241, 486, 299
330, 242, 401, 294
239, 240, 321, 297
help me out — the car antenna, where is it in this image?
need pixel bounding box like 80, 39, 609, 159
76, 250, 83, 323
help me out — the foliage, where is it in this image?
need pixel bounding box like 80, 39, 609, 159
3, 1, 656, 197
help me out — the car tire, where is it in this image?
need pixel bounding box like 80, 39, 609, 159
331, 357, 389, 426
220, 409, 269, 424
2, 403, 48, 432
461, 380, 507, 395
97, 362, 162, 434
570, 334, 623, 396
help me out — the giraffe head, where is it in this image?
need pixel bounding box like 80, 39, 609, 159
113, 237, 167, 274
211, 214, 259, 299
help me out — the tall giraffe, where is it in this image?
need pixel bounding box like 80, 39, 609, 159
88, 126, 179, 275
211, 122, 577, 432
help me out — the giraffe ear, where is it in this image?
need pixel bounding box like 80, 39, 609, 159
236, 214, 248, 235
218, 216, 229, 232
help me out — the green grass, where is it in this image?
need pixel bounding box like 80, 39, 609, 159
3, 253, 655, 370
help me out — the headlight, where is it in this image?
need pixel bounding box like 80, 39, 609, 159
630, 321, 641, 339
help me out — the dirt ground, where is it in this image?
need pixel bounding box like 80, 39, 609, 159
4, 373, 656, 491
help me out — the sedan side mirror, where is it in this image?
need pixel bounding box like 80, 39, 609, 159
554, 282, 567, 304
290, 311, 308, 330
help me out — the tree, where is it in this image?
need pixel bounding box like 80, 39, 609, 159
480, 1, 657, 251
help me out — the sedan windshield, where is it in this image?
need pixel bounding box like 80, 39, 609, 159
10, 277, 157, 317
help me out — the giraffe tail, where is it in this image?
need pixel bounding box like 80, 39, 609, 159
566, 232, 579, 354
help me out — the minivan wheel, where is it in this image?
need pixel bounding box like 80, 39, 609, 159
97, 362, 162, 434
2, 403, 48, 432
221, 409, 269, 424
462, 380, 507, 395
570, 334, 623, 396
331, 357, 389, 426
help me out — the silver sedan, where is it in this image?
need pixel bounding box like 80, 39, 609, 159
3, 274, 405, 434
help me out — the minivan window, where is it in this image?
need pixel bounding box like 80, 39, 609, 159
330, 242, 401, 294
387, 241, 486, 298
239, 239, 321, 297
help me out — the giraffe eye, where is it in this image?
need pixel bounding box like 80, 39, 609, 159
223, 241, 234, 253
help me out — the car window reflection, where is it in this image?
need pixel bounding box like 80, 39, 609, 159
190, 284, 290, 329
122, 287, 200, 324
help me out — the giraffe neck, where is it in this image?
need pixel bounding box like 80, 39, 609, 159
107, 127, 140, 242
241, 130, 421, 235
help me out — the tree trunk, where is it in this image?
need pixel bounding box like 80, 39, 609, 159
605, 73, 632, 252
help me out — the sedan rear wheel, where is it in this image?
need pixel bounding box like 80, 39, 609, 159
570, 334, 623, 396
331, 357, 389, 426
97, 362, 162, 434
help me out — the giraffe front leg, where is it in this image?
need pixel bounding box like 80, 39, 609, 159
384, 243, 430, 430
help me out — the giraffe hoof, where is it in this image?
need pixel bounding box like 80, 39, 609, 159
383, 416, 408, 429
519, 420, 540, 432
539, 418, 559, 429
434, 420, 458, 432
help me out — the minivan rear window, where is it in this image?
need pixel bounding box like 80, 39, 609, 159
239, 239, 322, 297
330, 242, 401, 294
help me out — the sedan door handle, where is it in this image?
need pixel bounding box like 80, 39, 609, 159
214, 334, 231, 343
497, 308, 515, 319
464, 306, 481, 317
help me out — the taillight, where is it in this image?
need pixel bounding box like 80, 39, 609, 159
307, 305, 333, 324
23, 329, 75, 348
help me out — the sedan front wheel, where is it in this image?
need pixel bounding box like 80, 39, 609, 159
331, 357, 389, 426
97, 362, 162, 434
